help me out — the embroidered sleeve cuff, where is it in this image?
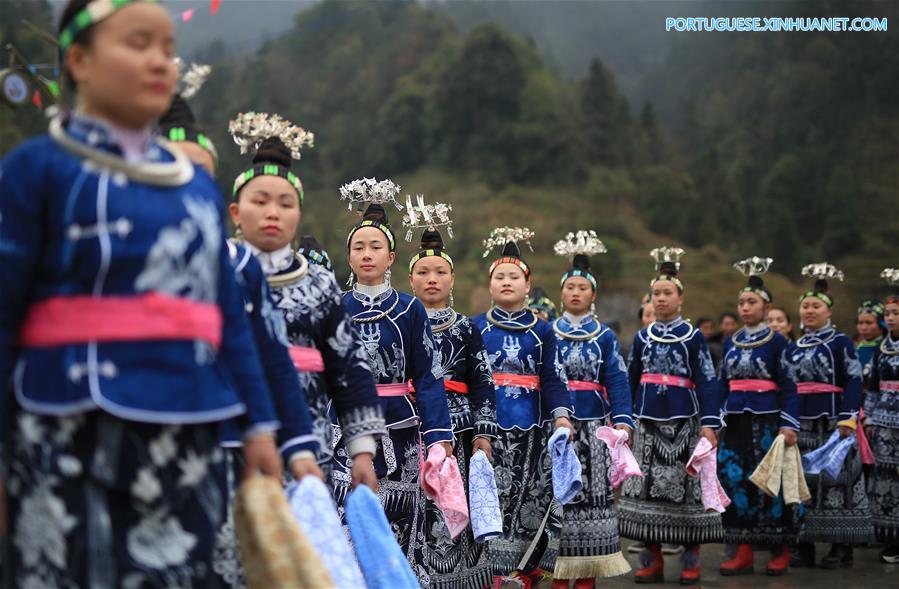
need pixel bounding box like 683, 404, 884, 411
242, 421, 280, 441
287, 450, 317, 467
338, 405, 387, 444
423, 428, 454, 447
779, 412, 801, 431
279, 435, 319, 464
611, 414, 636, 430
346, 435, 377, 458
700, 415, 723, 429
552, 408, 571, 419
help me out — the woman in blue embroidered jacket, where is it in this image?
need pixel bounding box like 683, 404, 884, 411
619, 247, 722, 586
406, 208, 498, 589
784, 263, 873, 569
856, 298, 886, 392
471, 227, 573, 581
338, 180, 454, 580
549, 231, 633, 589
864, 273, 899, 563
0, 2, 283, 586
716, 258, 799, 577
225, 119, 386, 489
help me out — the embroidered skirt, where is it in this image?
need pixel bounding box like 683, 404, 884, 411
6, 409, 226, 589
868, 424, 899, 544
211, 448, 249, 589
486, 424, 561, 576
553, 419, 630, 580
798, 417, 874, 544
718, 412, 799, 545
424, 429, 493, 589
618, 417, 723, 545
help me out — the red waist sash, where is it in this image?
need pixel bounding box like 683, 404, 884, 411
881, 381, 899, 392
20, 293, 222, 350
568, 380, 608, 396
728, 379, 779, 392
493, 373, 541, 390
408, 379, 469, 394
377, 383, 412, 397
289, 346, 324, 373
640, 373, 696, 389
796, 382, 844, 395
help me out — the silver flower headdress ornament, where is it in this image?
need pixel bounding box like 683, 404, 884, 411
733, 256, 773, 277
174, 58, 211, 100
228, 112, 315, 160
482, 227, 535, 258
339, 178, 403, 214
650, 246, 685, 271
882, 268, 899, 286
553, 230, 607, 259
402, 194, 453, 242
801, 263, 844, 282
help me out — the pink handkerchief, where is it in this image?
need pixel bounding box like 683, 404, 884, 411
595, 426, 643, 489
421, 444, 470, 538
686, 437, 731, 513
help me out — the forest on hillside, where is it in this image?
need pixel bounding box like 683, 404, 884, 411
1, 0, 896, 334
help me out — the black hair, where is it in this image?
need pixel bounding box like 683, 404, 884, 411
696, 317, 713, 328
719, 311, 739, 323
59, 0, 96, 90
658, 261, 678, 277
419, 228, 444, 251
362, 203, 390, 226
252, 137, 292, 168
572, 254, 590, 272
501, 241, 522, 258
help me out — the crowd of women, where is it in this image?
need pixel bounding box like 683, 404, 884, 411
0, 1, 896, 588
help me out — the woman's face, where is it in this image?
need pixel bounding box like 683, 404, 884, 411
767, 308, 792, 338
66, 2, 177, 128
229, 175, 301, 252
561, 276, 595, 315
737, 291, 768, 327
799, 296, 832, 331
348, 226, 395, 286
885, 302, 899, 335
856, 312, 881, 342
651, 280, 683, 321
409, 257, 454, 308
489, 263, 530, 309
641, 303, 655, 327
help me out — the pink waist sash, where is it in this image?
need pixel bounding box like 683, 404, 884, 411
796, 382, 844, 395
289, 346, 325, 373
881, 381, 899, 392
376, 383, 412, 397
640, 373, 696, 389
729, 379, 779, 392
568, 380, 608, 397
20, 293, 222, 350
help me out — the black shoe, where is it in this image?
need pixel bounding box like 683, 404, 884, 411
880, 545, 899, 564
820, 544, 853, 569
789, 543, 815, 568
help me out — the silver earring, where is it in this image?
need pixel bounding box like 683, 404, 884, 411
384, 269, 392, 285
346, 272, 355, 287
234, 225, 243, 241
449, 289, 455, 308
590, 302, 596, 316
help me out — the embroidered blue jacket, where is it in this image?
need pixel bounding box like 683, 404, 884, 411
219, 243, 318, 462
553, 313, 634, 427
627, 317, 722, 428
428, 308, 497, 438
864, 335, 899, 429
471, 308, 571, 431
719, 326, 799, 431
256, 246, 385, 463
784, 323, 863, 422
343, 287, 453, 447
857, 337, 881, 391
0, 115, 277, 432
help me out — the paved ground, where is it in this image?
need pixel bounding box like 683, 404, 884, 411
548, 541, 898, 588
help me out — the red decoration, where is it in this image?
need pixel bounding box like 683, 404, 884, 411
31, 90, 42, 109
210, 0, 221, 15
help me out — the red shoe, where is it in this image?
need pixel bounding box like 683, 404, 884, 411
720, 543, 754, 576
766, 544, 790, 576
679, 546, 701, 585
573, 578, 595, 589
551, 579, 570, 589
635, 544, 664, 584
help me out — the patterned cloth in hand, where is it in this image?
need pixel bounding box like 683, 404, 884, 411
286, 477, 366, 588
685, 438, 731, 513
549, 427, 582, 504
595, 426, 643, 489
801, 429, 856, 480
749, 433, 811, 505
421, 443, 470, 539
469, 449, 503, 543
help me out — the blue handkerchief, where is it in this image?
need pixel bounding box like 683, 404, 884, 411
802, 429, 856, 480
549, 427, 582, 504
468, 449, 503, 543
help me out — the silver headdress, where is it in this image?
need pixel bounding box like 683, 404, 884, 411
482, 227, 535, 258
401, 194, 453, 242
733, 256, 773, 277
174, 58, 212, 100
801, 263, 844, 282
553, 230, 607, 259
228, 112, 314, 160
338, 178, 403, 214
881, 268, 899, 286
650, 246, 685, 271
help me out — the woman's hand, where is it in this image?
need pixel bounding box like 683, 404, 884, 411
351, 452, 378, 492
700, 426, 718, 448
838, 425, 853, 438
440, 441, 454, 457
614, 423, 634, 448
472, 436, 493, 461
290, 457, 324, 482
554, 416, 574, 440
779, 428, 798, 447
243, 433, 283, 480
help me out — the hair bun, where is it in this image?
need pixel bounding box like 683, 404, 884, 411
252, 136, 292, 168
159, 94, 196, 131
362, 203, 390, 225
748, 275, 765, 289
814, 278, 829, 294
420, 228, 444, 251
572, 254, 591, 272
501, 241, 522, 258
659, 261, 679, 277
